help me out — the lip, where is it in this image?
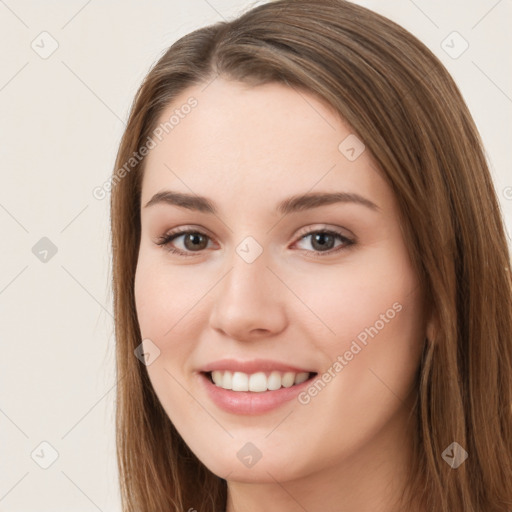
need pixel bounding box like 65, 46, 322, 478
197, 363, 317, 416
200, 358, 314, 375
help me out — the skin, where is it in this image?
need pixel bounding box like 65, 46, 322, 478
134, 77, 434, 512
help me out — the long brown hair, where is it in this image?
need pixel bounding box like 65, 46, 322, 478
110, 1, 512, 510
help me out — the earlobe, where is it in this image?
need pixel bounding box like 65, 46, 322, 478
425, 312, 439, 345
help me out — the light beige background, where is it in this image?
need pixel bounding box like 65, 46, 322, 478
0, 1, 510, 510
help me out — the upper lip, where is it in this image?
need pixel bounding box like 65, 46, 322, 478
200, 358, 315, 374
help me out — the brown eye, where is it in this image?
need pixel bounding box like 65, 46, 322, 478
181, 232, 209, 251
309, 232, 337, 251
155, 227, 355, 258
294, 229, 354, 256
156, 229, 212, 256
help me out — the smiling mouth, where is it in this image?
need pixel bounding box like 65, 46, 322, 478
202, 370, 318, 392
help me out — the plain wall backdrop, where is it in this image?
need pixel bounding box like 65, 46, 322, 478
0, 0, 510, 510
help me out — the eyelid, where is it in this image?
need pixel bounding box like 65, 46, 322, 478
294, 223, 354, 240
156, 224, 216, 243
158, 223, 353, 242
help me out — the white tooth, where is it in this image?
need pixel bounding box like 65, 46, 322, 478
231, 371, 249, 391
281, 372, 295, 388
221, 370, 232, 390
249, 372, 267, 392
294, 372, 309, 385
211, 370, 223, 386
267, 371, 282, 390
211, 370, 309, 391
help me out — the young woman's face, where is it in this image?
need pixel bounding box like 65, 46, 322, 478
134, 78, 429, 484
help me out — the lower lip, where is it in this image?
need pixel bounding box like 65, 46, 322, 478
198, 372, 316, 415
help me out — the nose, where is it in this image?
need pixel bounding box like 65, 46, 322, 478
208, 250, 288, 341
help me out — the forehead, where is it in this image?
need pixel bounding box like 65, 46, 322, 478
140, 78, 391, 214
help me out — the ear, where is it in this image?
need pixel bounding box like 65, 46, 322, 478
425, 309, 439, 343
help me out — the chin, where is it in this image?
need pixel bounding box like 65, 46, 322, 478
191, 439, 315, 484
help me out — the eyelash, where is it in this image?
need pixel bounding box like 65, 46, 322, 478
155, 226, 355, 258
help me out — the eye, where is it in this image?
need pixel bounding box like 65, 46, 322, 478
155, 226, 355, 257
155, 229, 213, 256
292, 227, 355, 257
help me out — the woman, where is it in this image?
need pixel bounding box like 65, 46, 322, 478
110, 0, 512, 510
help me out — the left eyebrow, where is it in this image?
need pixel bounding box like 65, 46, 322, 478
143, 190, 380, 214
277, 191, 380, 214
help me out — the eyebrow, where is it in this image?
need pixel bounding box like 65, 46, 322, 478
144, 190, 380, 215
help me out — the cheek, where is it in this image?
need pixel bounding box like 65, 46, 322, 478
134, 258, 203, 341
290, 245, 421, 358
309, 254, 424, 418
134, 261, 204, 424
133, 257, 213, 409
286, 254, 423, 468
